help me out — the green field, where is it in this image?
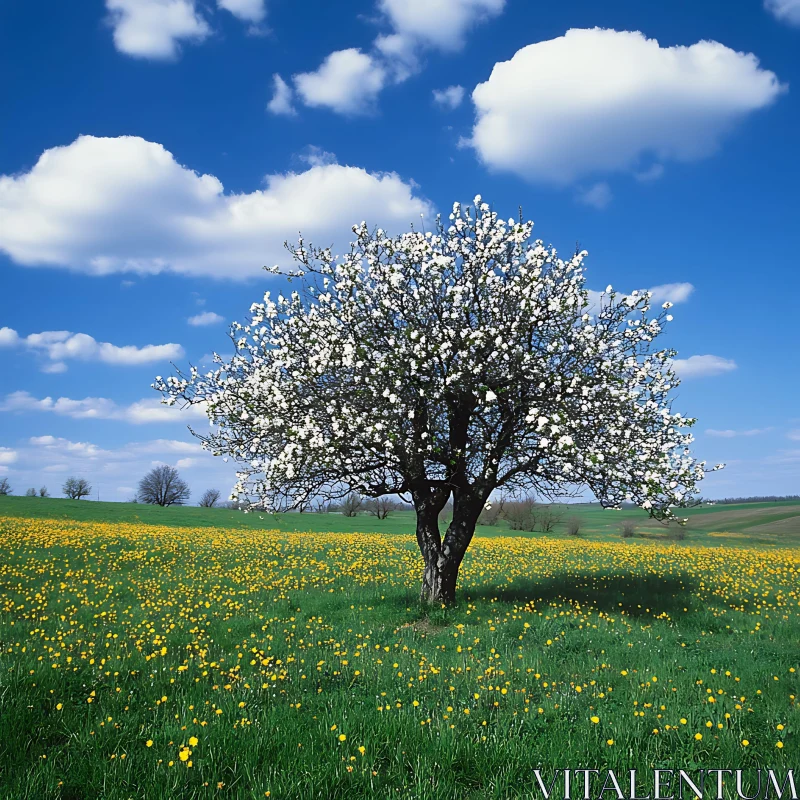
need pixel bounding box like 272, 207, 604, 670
0, 501, 798, 798
1, 495, 799, 547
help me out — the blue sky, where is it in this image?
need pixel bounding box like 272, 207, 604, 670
0, 0, 798, 502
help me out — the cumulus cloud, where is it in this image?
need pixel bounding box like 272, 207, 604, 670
706, 427, 773, 437
289, 1, 504, 115
267, 74, 296, 116
0, 135, 432, 279
765, 0, 800, 25
377, 0, 505, 52
0, 447, 18, 465
576, 182, 612, 210
0, 391, 206, 424
217, 0, 266, 24
432, 85, 465, 110
188, 311, 224, 326
672, 354, 737, 379
294, 49, 387, 115
105, 0, 211, 59
466, 28, 785, 184
585, 282, 694, 314
0, 325, 183, 370
647, 282, 695, 305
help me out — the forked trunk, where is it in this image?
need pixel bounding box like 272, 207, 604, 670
416, 496, 480, 605
420, 552, 459, 604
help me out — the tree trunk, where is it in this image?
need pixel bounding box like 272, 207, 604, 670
420, 549, 460, 605
416, 493, 481, 605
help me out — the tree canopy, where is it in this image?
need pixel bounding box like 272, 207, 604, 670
157, 197, 719, 602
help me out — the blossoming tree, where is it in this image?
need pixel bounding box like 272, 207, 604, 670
156, 197, 719, 604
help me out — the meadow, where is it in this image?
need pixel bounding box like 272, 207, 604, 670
0, 502, 798, 799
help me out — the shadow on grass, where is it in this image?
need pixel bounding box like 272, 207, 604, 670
460, 573, 696, 617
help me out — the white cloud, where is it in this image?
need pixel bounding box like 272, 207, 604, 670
0, 326, 183, 369
294, 49, 387, 115
0, 135, 432, 279
29, 435, 109, 459
765, 0, 800, 25
672, 354, 737, 379
788, 430, 800, 441
0, 327, 19, 346
706, 428, 773, 437
217, 0, 266, 23
267, 74, 296, 116
647, 282, 695, 305
0, 391, 206, 424
290, 1, 504, 115
467, 28, 785, 184
188, 311, 224, 326
586, 282, 694, 314
576, 182, 612, 209
634, 164, 665, 183
0, 447, 18, 465
298, 146, 338, 168
377, 0, 505, 52
432, 85, 465, 110
176, 457, 200, 468
41, 362, 68, 374
105, 0, 211, 59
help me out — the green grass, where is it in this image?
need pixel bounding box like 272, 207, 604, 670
1, 494, 799, 547
0, 510, 797, 799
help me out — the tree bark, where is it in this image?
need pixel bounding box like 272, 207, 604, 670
416, 491, 482, 605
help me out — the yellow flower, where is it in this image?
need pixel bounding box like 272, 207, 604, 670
188, 736, 198, 747
590, 716, 600, 724
338, 734, 346, 742
742, 740, 749, 747
694, 733, 703, 741
606, 739, 614, 746
146, 740, 153, 748
776, 742, 784, 749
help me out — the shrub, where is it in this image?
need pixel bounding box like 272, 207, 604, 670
340, 493, 363, 517
621, 519, 637, 538
566, 516, 582, 536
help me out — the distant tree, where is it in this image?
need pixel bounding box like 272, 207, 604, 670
63, 477, 92, 500
365, 497, 399, 519
0, 477, 11, 496
502, 498, 537, 531
478, 497, 504, 526
39, 486, 49, 498
137, 465, 190, 507
566, 515, 582, 536
537, 505, 563, 532
340, 493, 363, 517
199, 489, 221, 508
621, 519, 637, 538
25, 487, 37, 497
713, 495, 800, 505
